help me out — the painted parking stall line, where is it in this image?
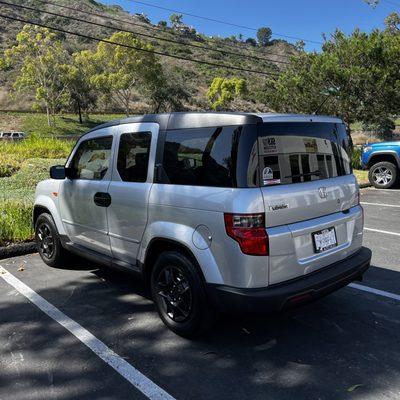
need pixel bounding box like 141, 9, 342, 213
361, 202, 400, 208
364, 227, 400, 237
0, 266, 175, 400
349, 283, 400, 302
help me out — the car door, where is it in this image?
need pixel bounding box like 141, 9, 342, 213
107, 122, 158, 266
59, 129, 115, 256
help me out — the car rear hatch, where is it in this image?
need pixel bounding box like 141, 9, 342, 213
257, 120, 362, 284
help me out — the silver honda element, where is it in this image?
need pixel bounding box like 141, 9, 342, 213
34, 112, 372, 337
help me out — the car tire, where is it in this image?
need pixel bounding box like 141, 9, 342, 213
151, 251, 216, 338
35, 213, 70, 268
368, 161, 398, 189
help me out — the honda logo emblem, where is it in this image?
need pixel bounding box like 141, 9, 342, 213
318, 187, 328, 199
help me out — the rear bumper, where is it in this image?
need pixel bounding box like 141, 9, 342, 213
207, 246, 371, 314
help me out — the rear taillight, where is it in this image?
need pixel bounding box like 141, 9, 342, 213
224, 213, 269, 256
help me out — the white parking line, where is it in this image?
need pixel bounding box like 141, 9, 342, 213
0, 266, 175, 400
349, 283, 400, 302
361, 202, 400, 208
364, 227, 400, 237
364, 188, 400, 192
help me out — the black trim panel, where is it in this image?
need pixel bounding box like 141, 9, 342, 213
59, 236, 141, 275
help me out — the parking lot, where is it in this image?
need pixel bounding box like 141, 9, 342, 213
0, 187, 399, 400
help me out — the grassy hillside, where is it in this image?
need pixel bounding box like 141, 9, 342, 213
0, 0, 296, 112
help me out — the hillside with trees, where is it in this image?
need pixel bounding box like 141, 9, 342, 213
0, 0, 296, 115
0, 0, 398, 136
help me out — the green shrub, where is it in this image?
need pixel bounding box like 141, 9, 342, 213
0, 164, 20, 178
352, 147, 362, 170
0, 201, 33, 246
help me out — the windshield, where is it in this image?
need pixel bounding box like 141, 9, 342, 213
257, 122, 352, 186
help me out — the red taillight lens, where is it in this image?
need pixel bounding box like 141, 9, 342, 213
224, 213, 269, 256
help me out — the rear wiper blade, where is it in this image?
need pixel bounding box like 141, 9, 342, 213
285, 170, 321, 179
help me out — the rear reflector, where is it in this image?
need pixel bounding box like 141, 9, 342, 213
224, 213, 269, 256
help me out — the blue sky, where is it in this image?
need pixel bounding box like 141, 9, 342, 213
101, 0, 397, 51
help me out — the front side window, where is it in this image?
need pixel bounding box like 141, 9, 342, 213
117, 132, 151, 182
258, 122, 351, 186
70, 136, 112, 180
162, 126, 258, 188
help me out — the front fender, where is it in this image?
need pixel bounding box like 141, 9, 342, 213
138, 221, 224, 285
34, 179, 65, 235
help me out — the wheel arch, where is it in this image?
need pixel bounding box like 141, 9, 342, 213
33, 196, 66, 235
141, 238, 207, 289
367, 151, 400, 169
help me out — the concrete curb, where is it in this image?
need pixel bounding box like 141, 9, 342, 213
0, 242, 37, 260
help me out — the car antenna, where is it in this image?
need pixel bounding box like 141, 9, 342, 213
313, 87, 338, 115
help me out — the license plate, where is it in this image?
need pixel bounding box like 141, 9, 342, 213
312, 227, 337, 253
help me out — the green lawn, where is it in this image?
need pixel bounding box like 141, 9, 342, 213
1, 111, 125, 137
353, 169, 369, 185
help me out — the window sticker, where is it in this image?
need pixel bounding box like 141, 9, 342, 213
262, 166, 274, 180
264, 178, 281, 186
262, 137, 277, 154
304, 138, 318, 153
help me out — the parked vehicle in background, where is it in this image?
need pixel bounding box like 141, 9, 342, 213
0, 131, 26, 140
33, 112, 371, 337
361, 141, 400, 188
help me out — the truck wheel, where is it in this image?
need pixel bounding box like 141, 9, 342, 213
35, 213, 70, 267
151, 251, 216, 338
368, 161, 398, 189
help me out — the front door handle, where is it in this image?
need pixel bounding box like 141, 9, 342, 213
94, 192, 111, 207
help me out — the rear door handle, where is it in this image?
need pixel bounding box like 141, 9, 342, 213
94, 192, 111, 207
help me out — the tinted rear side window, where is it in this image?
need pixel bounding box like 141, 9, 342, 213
258, 122, 351, 186
162, 125, 258, 188
117, 132, 151, 182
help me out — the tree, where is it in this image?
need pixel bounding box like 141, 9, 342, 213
256, 27, 272, 47
65, 51, 98, 123
2, 25, 69, 126
87, 32, 161, 116
384, 12, 400, 34
262, 29, 400, 126
145, 66, 189, 113
158, 20, 168, 28
207, 77, 247, 110
169, 13, 183, 29
294, 40, 306, 51
245, 38, 257, 46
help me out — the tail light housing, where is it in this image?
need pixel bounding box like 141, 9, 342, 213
224, 213, 269, 256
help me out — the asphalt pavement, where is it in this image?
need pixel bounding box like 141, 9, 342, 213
0, 187, 399, 400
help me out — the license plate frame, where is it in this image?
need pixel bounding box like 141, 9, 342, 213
312, 227, 338, 253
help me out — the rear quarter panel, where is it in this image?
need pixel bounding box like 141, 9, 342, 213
140, 184, 270, 288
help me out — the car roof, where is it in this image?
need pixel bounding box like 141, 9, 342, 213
86, 112, 343, 135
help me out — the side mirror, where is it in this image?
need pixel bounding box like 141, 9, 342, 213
50, 165, 66, 180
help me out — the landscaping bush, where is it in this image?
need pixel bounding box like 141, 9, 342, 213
352, 147, 362, 170
0, 201, 33, 246
0, 135, 73, 161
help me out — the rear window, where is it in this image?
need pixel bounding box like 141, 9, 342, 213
162, 125, 258, 188
258, 122, 351, 186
